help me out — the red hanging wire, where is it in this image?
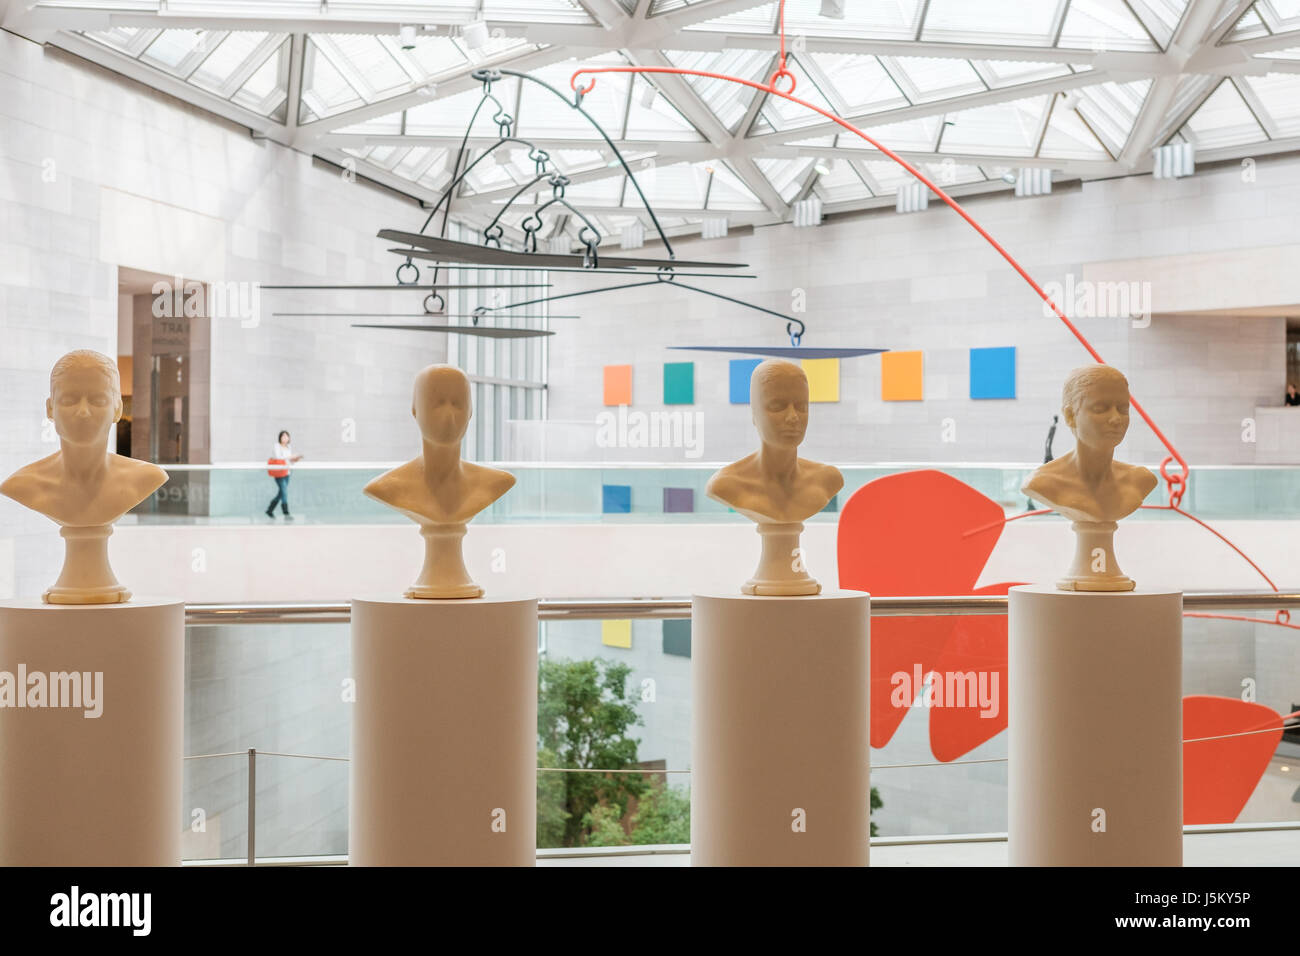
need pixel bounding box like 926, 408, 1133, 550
569, 0, 1290, 619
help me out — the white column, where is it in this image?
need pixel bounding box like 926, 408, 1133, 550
349, 595, 538, 865
1008, 585, 1182, 866
0, 599, 184, 865
691, 591, 870, 866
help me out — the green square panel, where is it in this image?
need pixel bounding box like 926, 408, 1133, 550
663, 362, 694, 405
663, 619, 691, 657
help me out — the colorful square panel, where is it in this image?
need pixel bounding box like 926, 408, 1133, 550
801, 357, 840, 403
728, 358, 763, 404
663, 619, 691, 658
663, 487, 695, 513
604, 364, 632, 405
970, 347, 1016, 399
663, 362, 694, 405
882, 350, 923, 401
602, 619, 632, 649
602, 484, 631, 514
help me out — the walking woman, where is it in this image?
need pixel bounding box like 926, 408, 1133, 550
266, 429, 303, 519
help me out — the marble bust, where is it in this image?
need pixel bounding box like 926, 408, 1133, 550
0, 350, 168, 604
1021, 364, 1157, 591
364, 364, 515, 598
706, 359, 843, 595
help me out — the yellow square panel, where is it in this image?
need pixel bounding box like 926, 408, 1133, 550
601, 619, 632, 649
801, 358, 840, 403
882, 350, 924, 401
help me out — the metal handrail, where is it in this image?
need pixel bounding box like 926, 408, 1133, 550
184, 591, 1300, 625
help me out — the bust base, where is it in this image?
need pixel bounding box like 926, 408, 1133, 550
404, 582, 483, 600
1056, 574, 1135, 592
44, 583, 131, 605
741, 578, 820, 596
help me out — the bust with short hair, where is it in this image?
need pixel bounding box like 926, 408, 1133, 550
0, 349, 169, 603
364, 364, 515, 599
1021, 364, 1157, 590
706, 359, 843, 595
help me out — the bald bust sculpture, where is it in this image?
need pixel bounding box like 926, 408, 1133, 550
364, 364, 515, 598
707, 359, 843, 594
0, 350, 168, 603
1021, 364, 1157, 590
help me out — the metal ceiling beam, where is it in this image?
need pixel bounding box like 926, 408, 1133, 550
284, 33, 305, 133
293, 45, 577, 143
1118, 0, 1229, 167
745, 68, 1116, 147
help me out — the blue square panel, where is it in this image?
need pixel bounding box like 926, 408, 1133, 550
602, 484, 632, 514
729, 358, 763, 404
969, 347, 1016, 400
663, 619, 691, 658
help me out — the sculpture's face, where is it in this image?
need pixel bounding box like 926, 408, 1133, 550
1066, 375, 1130, 451
46, 365, 120, 447
413, 370, 471, 445
753, 368, 809, 449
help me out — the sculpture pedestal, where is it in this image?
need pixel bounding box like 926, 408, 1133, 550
406, 522, 481, 599
0, 598, 184, 865
1008, 585, 1182, 866
349, 595, 537, 865
691, 591, 869, 866
1058, 520, 1134, 591
743, 521, 820, 595
46, 524, 130, 604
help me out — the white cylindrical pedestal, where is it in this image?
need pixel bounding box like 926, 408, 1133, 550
350, 595, 538, 866
691, 591, 870, 866
0, 598, 184, 865
1008, 585, 1182, 866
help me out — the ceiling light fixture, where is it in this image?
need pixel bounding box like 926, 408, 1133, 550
814, 160, 832, 176
819, 0, 846, 18
399, 24, 417, 50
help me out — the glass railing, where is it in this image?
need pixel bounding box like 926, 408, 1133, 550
181, 594, 1300, 863
136, 462, 1300, 524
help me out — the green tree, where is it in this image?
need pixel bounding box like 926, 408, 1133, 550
871, 785, 883, 837
629, 783, 691, 845
537, 657, 648, 847
536, 746, 570, 847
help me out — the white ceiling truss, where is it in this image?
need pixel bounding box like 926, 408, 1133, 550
6, 0, 1300, 244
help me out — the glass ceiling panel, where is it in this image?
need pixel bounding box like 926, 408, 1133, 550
664, 48, 770, 133
1038, 104, 1111, 158
1057, 0, 1159, 52
775, 0, 923, 39
313, 35, 412, 101
519, 56, 630, 140
1181, 79, 1267, 148
754, 56, 837, 133
921, 0, 1064, 46
706, 162, 765, 210
52, 0, 592, 20
1074, 79, 1149, 155
188, 32, 276, 93
1238, 73, 1300, 136
755, 156, 817, 202
1126, 0, 1188, 45
402, 80, 521, 137
812, 158, 873, 203
860, 159, 916, 194
933, 95, 1049, 157
811, 53, 909, 114
139, 29, 214, 73
635, 162, 714, 208
976, 59, 1072, 87
1223, 6, 1270, 41
1256, 0, 1300, 32
625, 74, 704, 140
301, 39, 364, 117
682, 3, 778, 33
924, 160, 986, 186
233, 35, 289, 118
885, 56, 984, 103
835, 115, 943, 152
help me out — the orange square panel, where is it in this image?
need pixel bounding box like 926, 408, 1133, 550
881, 350, 923, 401
603, 364, 632, 405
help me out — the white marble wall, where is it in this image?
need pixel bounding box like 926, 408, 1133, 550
544, 155, 1298, 468
0, 34, 445, 596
